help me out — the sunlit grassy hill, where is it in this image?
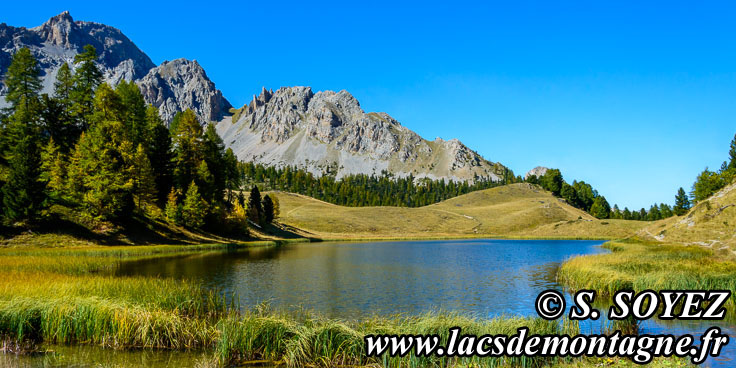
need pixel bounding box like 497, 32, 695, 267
274, 183, 646, 240
639, 181, 736, 253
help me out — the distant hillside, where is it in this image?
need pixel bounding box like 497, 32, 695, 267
639, 181, 736, 253
274, 183, 646, 240
218, 87, 507, 183
0, 11, 230, 123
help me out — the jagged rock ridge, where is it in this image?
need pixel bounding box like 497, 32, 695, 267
217, 86, 505, 182
0, 11, 230, 123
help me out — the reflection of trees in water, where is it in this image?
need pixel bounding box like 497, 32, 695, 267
115, 245, 288, 280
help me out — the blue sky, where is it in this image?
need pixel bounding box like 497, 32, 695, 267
4, 1, 735, 209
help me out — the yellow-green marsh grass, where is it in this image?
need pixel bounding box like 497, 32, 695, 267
558, 240, 736, 309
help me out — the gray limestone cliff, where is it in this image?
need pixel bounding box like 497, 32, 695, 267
0, 11, 230, 123
218, 86, 505, 182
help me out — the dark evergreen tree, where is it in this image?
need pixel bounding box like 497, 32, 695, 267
691, 168, 722, 202
729, 133, 736, 171
589, 196, 611, 219
660, 203, 673, 218
560, 182, 577, 205
2, 128, 47, 223
539, 169, 563, 195
262, 194, 275, 224
47, 62, 80, 151
572, 180, 596, 211
71, 45, 102, 129
202, 123, 227, 203
247, 186, 263, 223
3, 47, 42, 113
146, 106, 173, 204
223, 148, 240, 205
622, 207, 632, 220
674, 187, 691, 216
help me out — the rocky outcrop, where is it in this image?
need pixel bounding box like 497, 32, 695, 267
218, 86, 505, 182
137, 59, 231, 123
0, 11, 229, 123
525, 166, 549, 179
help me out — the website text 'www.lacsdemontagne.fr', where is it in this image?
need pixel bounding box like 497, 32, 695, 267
365, 290, 732, 365
365, 326, 727, 364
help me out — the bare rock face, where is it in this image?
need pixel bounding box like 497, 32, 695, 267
0, 11, 229, 123
218, 86, 505, 182
525, 166, 549, 179
137, 59, 231, 123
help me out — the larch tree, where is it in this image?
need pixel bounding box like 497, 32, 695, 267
3, 47, 42, 113
182, 181, 206, 228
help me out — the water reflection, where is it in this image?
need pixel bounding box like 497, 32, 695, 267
117, 239, 605, 318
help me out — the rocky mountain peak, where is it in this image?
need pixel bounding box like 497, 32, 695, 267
1, 12, 229, 124
218, 86, 505, 183
31, 11, 78, 48
137, 58, 232, 123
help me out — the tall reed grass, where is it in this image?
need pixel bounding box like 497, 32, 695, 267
558, 240, 736, 311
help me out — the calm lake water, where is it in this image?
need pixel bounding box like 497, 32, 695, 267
117, 239, 605, 318
10, 239, 735, 366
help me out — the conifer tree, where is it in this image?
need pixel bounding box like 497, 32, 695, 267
674, 187, 691, 215
691, 168, 722, 202
48, 62, 79, 151
639, 208, 647, 220
165, 188, 182, 224
172, 110, 204, 191
622, 207, 632, 220
223, 148, 240, 204
271, 194, 280, 219
589, 196, 611, 219
41, 138, 67, 197
71, 45, 102, 129
116, 80, 147, 146
647, 204, 661, 221
247, 186, 263, 224
262, 194, 275, 224
182, 181, 206, 228
660, 203, 673, 218
560, 182, 577, 205
729, 133, 736, 171
2, 132, 46, 223
196, 160, 215, 204
202, 123, 227, 203
91, 83, 123, 124
72, 120, 133, 220
4, 47, 41, 113
147, 110, 173, 204
65, 138, 86, 202
128, 144, 157, 208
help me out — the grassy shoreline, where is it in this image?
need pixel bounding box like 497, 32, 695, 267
0, 239, 689, 367
558, 239, 736, 310
0, 242, 575, 367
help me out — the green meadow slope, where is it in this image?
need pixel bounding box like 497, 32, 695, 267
639, 181, 736, 253
274, 183, 646, 240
